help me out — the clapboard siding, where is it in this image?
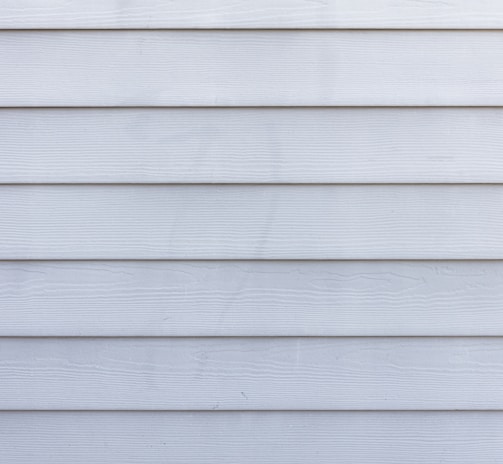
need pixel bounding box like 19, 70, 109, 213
3, 6, 503, 463
5, 108, 503, 183
3, 31, 503, 106
1, 185, 503, 259
2, 412, 502, 464
4, 260, 503, 336
2, 337, 503, 410
1, 0, 503, 29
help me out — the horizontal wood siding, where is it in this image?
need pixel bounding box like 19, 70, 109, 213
2, 412, 502, 463
2, 31, 503, 106
4, 108, 503, 183
3, 260, 503, 336
1, 185, 503, 259
3, 5, 503, 462
2, 337, 503, 410
1, 0, 503, 29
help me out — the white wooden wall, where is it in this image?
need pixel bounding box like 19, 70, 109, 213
2, 1, 503, 462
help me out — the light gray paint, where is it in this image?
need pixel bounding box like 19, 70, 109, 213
1, 412, 502, 464
0, 0, 502, 28
3, 260, 503, 336
4, 108, 503, 183
2, 337, 503, 410
3, 31, 503, 106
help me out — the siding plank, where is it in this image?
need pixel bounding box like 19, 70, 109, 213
2, 31, 503, 106
5, 108, 503, 183
1, 185, 503, 259
3, 260, 503, 336
2, 337, 503, 410
1, 0, 503, 29
2, 412, 502, 463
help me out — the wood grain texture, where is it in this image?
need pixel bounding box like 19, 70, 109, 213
2, 185, 503, 259
3, 31, 503, 106
6, 108, 503, 183
4, 261, 503, 336
2, 412, 503, 463
2, 337, 503, 410
2, 0, 503, 28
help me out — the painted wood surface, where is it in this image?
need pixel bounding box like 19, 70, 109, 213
1, 0, 503, 29
2, 337, 503, 410
3, 2, 503, 461
2, 185, 503, 259
2, 412, 503, 463
3, 31, 503, 106
3, 260, 503, 336
5, 108, 503, 183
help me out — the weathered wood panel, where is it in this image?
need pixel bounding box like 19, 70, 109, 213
2, 31, 503, 106
1, 185, 503, 259
2, 337, 503, 410
4, 108, 503, 183
1, 0, 503, 29
3, 260, 503, 336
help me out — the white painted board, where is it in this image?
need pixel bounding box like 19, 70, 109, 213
1, 0, 503, 29
2, 31, 503, 106
3, 337, 503, 409
1, 412, 502, 463
1, 185, 503, 259
4, 108, 503, 183
3, 260, 503, 336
